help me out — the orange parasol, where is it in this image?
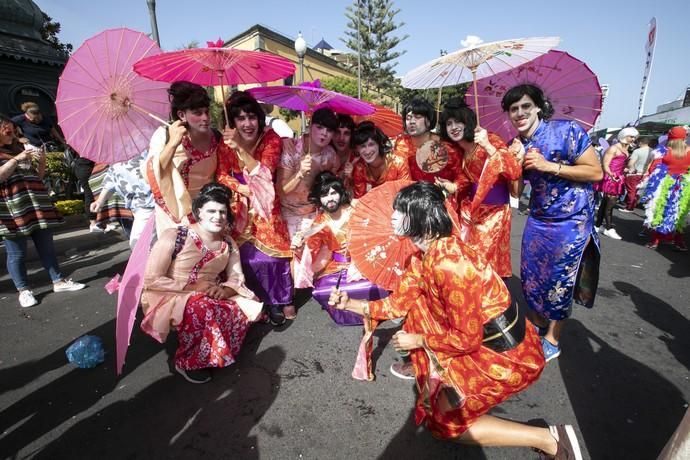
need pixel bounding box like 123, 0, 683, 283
354, 103, 403, 138
349, 180, 418, 291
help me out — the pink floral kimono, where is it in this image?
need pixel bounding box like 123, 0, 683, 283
141, 226, 263, 370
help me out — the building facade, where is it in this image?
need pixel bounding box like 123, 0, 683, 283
0, 0, 67, 119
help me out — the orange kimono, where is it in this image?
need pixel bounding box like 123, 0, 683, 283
458, 133, 522, 277
393, 134, 470, 211
393, 134, 465, 184
352, 154, 411, 198
365, 236, 544, 439
216, 129, 291, 258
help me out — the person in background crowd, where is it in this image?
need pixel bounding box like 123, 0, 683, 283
141, 183, 262, 384
622, 137, 652, 212
71, 154, 101, 232
0, 114, 85, 308
217, 91, 295, 325
440, 99, 521, 279
332, 114, 357, 189
501, 84, 602, 363
277, 108, 339, 238
88, 162, 133, 235
640, 126, 690, 251
329, 182, 582, 459
352, 121, 410, 198
261, 103, 294, 139
90, 151, 154, 248
595, 127, 638, 239
11, 102, 65, 147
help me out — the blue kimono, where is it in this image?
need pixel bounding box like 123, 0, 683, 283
519, 120, 600, 320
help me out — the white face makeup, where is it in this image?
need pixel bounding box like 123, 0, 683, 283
320, 187, 341, 213
507, 95, 541, 137
391, 210, 409, 236
197, 201, 228, 234
234, 110, 260, 143
445, 118, 465, 143
405, 113, 429, 136
356, 138, 380, 164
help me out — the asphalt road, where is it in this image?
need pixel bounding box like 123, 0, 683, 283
1, 208, 688, 459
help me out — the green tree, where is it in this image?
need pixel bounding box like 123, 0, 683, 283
320, 76, 373, 101
40, 12, 72, 55
341, 0, 408, 96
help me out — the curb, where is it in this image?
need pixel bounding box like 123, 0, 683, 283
0, 215, 128, 263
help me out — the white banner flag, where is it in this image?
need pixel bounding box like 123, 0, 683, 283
638, 17, 657, 119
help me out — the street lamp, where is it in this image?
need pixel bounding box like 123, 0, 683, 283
145, 0, 160, 47
294, 31, 307, 134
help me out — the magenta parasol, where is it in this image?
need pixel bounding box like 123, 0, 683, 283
465, 50, 603, 140
247, 79, 374, 116
56, 28, 169, 164
133, 39, 295, 87
133, 39, 296, 124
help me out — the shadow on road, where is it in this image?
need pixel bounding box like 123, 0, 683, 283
1, 312, 283, 459
0, 318, 162, 458
559, 319, 686, 459
33, 345, 286, 459
377, 406, 488, 460
613, 281, 690, 372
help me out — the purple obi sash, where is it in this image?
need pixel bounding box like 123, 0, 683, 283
233, 171, 247, 185
469, 181, 509, 205
331, 252, 351, 263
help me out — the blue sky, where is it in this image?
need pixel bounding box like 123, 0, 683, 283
35, 0, 689, 129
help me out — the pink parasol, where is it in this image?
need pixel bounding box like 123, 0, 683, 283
56, 28, 169, 164
247, 80, 374, 116
465, 50, 603, 141
133, 39, 296, 124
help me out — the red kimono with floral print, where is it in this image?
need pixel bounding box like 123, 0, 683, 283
352, 154, 411, 198
365, 236, 544, 439
216, 129, 291, 258
457, 133, 522, 277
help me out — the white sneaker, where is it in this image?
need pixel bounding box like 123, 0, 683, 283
89, 224, 104, 233
18, 290, 38, 308
104, 223, 118, 232
53, 278, 86, 292
603, 228, 622, 240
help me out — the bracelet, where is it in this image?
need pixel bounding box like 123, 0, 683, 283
554, 163, 562, 176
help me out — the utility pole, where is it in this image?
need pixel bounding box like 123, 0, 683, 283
356, 0, 361, 99
146, 0, 160, 47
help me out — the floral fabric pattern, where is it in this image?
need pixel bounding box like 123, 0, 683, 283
459, 133, 521, 277
175, 293, 250, 370
518, 120, 600, 319
216, 129, 291, 257
366, 237, 544, 439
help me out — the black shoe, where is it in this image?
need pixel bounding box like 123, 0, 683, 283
175, 365, 211, 384
268, 305, 286, 326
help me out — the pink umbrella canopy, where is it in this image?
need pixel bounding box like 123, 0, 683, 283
132, 39, 296, 87
56, 28, 169, 164
465, 50, 603, 140
247, 79, 375, 116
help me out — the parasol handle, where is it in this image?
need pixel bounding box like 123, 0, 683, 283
120, 98, 170, 127
471, 68, 480, 125
217, 71, 230, 130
